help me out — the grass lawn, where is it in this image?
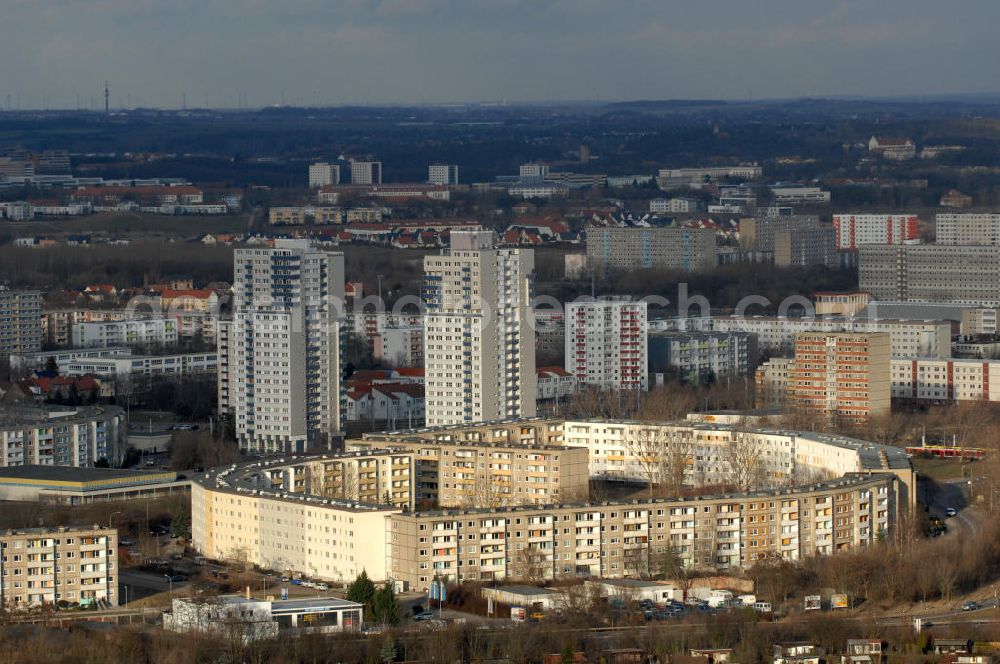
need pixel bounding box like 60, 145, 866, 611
911, 456, 973, 482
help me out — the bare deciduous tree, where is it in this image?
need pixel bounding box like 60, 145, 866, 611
726, 423, 766, 492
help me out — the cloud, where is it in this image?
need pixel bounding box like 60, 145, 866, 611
2, 0, 1000, 106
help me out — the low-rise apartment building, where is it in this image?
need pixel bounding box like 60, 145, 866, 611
190, 418, 909, 588
349, 436, 589, 508
388, 474, 899, 590
190, 467, 398, 583
72, 319, 179, 349
560, 419, 913, 496
891, 358, 1000, 404
64, 352, 217, 378
708, 316, 950, 358
0, 406, 125, 467
648, 331, 756, 383
0, 526, 119, 609
256, 450, 415, 510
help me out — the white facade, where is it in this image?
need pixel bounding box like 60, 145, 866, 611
230, 240, 345, 453
650, 197, 699, 214
890, 357, 1000, 403
565, 299, 648, 391
560, 420, 910, 488
832, 214, 919, 250
308, 162, 340, 189
423, 231, 536, 426
428, 164, 459, 185
71, 319, 178, 349
708, 316, 951, 358
518, 163, 549, 179
935, 213, 1000, 246
373, 325, 423, 366
536, 368, 578, 401
65, 352, 217, 378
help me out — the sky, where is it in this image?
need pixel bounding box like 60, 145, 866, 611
2, 0, 1000, 109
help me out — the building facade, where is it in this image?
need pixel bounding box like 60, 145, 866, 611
308, 162, 340, 189
0, 406, 125, 468
428, 164, 459, 185
229, 240, 345, 453
832, 214, 920, 251
388, 474, 899, 590
859, 245, 1000, 306
0, 526, 118, 609
708, 316, 951, 358
0, 287, 42, 357
350, 436, 589, 508
350, 161, 382, 185
71, 319, 179, 349
789, 332, 891, 425
935, 213, 1000, 246
423, 231, 536, 426
890, 358, 1000, 404
565, 298, 648, 392
586, 227, 716, 273
648, 331, 756, 383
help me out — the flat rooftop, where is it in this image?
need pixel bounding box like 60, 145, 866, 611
0, 465, 177, 490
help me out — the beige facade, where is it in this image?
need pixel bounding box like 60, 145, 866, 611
0, 526, 118, 608
349, 437, 589, 508
191, 480, 396, 583
790, 332, 891, 425
814, 292, 871, 318
190, 418, 912, 587
271, 451, 415, 510
387, 474, 900, 591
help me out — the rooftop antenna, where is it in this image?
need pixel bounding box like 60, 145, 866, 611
104, 81, 109, 114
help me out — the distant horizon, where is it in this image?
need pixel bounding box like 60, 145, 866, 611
6, 1, 1000, 110
8, 90, 1000, 115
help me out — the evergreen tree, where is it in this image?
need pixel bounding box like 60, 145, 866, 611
372, 582, 401, 625
345, 570, 376, 611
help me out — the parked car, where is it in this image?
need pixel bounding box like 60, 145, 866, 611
946, 507, 958, 517
413, 611, 436, 621
315, 583, 329, 591
963, 601, 979, 611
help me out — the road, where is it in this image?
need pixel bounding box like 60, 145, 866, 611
927, 477, 981, 536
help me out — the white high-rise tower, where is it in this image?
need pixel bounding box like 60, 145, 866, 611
229, 239, 345, 453
423, 231, 535, 426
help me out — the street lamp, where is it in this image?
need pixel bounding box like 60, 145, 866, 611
109, 510, 121, 531
164, 574, 173, 598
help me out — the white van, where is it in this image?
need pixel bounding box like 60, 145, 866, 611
753, 601, 773, 613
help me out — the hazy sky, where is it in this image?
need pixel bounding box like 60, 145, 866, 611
3, 0, 999, 109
